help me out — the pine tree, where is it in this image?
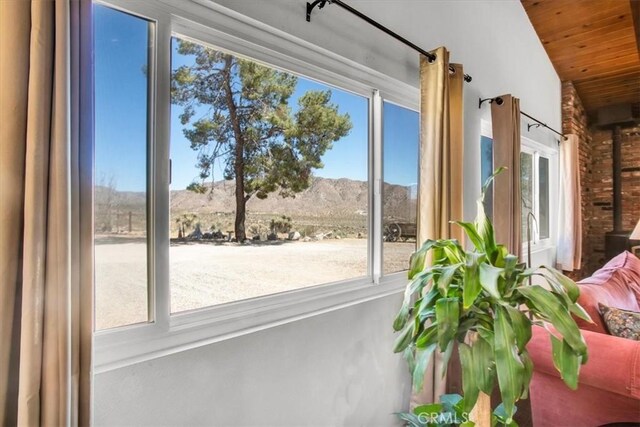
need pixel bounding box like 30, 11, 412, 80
171, 41, 352, 241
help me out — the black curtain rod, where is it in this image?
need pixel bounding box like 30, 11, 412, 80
479, 97, 567, 141
306, 0, 472, 83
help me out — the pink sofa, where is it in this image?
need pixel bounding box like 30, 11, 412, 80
528, 251, 640, 427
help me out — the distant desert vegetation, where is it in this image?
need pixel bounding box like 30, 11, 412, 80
95, 177, 417, 240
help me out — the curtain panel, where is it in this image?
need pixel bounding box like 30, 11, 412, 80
414, 46, 464, 405
0, 0, 93, 425
491, 95, 522, 257
557, 134, 582, 271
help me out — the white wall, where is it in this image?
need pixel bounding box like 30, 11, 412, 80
94, 1, 561, 425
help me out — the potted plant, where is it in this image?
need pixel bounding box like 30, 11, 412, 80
393, 168, 591, 426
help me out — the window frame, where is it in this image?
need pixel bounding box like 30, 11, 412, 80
520, 136, 556, 250
479, 121, 558, 256
93, 0, 420, 372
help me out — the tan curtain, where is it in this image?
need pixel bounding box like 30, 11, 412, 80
557, 134, 582, 271
491, 95, 522, 256
0, 0, 93, 425
413, 47, 464, 405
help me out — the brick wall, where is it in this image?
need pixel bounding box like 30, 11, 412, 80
588, 126, 640, 271
561, 81, 640, 277
561, 82, 592, 279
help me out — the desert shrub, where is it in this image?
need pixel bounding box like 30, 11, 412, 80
300, 225, 318, 238
270, 215, 292, 234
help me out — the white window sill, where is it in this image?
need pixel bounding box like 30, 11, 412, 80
94, 274, 409, 373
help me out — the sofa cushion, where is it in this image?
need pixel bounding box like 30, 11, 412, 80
576, 251, 640, 333
599, 303, 640, 340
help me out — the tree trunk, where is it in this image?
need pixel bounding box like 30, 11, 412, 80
222, 55, 247, 242
469, 392, 491, 427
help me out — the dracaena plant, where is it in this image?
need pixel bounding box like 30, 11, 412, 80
393, 168, 591, 425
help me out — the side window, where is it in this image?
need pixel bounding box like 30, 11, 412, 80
94, 5, 153, 330
169, 36, 369, 313
382, 102, 419, 275
520, 148, 551, 244
480, 135, 494, 220
480, 130, 552, 246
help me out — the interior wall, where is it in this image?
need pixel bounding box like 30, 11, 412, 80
94, 1, 561, 425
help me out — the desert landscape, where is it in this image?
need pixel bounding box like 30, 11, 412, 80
95, 177, 417, 330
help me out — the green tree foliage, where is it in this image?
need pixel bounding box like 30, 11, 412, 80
171, 41, 352, 241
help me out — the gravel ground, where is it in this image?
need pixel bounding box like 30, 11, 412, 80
95, 237, 414, 330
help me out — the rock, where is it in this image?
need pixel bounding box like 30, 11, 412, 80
267, 233, 277, 241
289, 231, 301, 241
335, 235, 341, 239
302, 236, 312, 242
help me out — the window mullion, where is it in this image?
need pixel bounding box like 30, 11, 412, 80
153, 15, 172, 331
371, 90, 383, 283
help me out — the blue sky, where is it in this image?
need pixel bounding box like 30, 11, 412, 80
95, 5, 418, 192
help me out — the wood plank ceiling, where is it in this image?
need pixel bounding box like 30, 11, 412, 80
522, 0, 640, 115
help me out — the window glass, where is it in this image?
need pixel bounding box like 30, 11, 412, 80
382, 102, 419, 274
480, 135, 494, 220
520, 152, 534, 243
538, 156, 550, 239
169, 37, 368, 313
94, 5, 152, 330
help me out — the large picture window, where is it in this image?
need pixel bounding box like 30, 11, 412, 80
92, 1, 421, 367
169, 37, 369, 313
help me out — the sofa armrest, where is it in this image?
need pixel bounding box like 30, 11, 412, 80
528, 325, 640, 399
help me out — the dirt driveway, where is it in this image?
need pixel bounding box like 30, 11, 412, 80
95, 237, 414, 330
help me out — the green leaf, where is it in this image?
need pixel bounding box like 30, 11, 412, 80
458, 343, 480, 414
394, 270, 435, 331
550, 334, 563, 371
436, 298, 460, 351
476, 326, 495, 346
479, 263, 504, 300
473, 336, 495, 394
394, 322, 415, 353
464, 252, 484, 309
413, 344, 437, 392
436, 263, 462, 296
409, 246, 428, 280
567, 302, 592, 323
550, 335, 582, 390
520, 350, 534, 399
493, 402, 518, 427
416, 323, 438, 348
503, 305, 532, 352
493, 306, 524, 423
475, 200, 497, 262
518, 286, 587, 356
454, 221, 484, 252
440, 340, 455, 379
541, 266, 580, 303
403, 345, 416, 374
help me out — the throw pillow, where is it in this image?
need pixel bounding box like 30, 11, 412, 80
598, 303, 640, 340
